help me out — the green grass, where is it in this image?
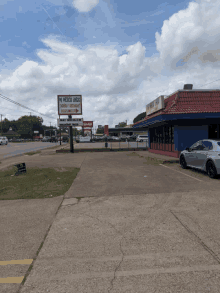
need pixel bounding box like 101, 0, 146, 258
143, 156, 164, 165
25, 150, 42, 156
0, 166, 80, 200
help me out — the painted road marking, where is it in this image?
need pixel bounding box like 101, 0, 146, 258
0, 259, 33, 265
159, 164, 202, 182
0, 259, 33, 283
0, 277, 24, 283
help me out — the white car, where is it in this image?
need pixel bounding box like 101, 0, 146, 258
0, 136, 8, 145
136, 135, 148, 142
78, 136, 91, 143
180, 139, 220, 179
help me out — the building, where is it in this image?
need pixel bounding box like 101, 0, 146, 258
133, 84, 220, 158
4, 127, 20, 139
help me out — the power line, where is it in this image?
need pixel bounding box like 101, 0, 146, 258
0, 92, 56, 121
41, 5, 64, 36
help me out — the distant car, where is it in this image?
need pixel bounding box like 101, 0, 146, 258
112, 136, 120, 141
0, 136, 8, 145
179, 139, 220, 179
136, 135, 148, 142
42, 136, 51, 142
49, 137, 58, 142
62, 137, 69, 142
77, 136, 91, 143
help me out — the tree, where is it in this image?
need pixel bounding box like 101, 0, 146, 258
96, 128, 104, 134
133, 112, 146, 124
118, 122, 126, 128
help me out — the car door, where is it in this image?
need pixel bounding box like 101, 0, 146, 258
197, 140, 213, 168
184, 140, 203, 166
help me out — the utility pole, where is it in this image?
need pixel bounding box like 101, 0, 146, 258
49, 122, 51, 137
0, 114, 3, 136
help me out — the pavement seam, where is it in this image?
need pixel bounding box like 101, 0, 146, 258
76, 210, 125, 293
16, 195, 65, 293
170, 210, 220, 265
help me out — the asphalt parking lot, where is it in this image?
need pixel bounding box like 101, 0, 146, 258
1, 150, 220, 292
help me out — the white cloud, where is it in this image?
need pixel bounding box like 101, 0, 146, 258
1, 0, 220, 128
155, 0, 220, 70
72, 0, 99, 12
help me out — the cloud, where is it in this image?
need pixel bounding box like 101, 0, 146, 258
72, 0, 99, 12
155, 0, 220, 70
1, 0, 220, 128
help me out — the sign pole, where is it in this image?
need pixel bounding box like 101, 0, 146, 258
69, 115, 74, 153
59, 115, 61, 145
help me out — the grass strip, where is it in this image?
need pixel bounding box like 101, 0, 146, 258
25, 150, 42, 156
0, 166, 80, 200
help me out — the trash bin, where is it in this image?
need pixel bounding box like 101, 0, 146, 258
14, 163, 26, 176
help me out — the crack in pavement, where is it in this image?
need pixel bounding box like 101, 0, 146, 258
76, 210, 126, 293
170, 210, 220, 265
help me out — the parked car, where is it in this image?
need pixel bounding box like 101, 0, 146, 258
62, 137, 69, 142
136, 135, 148, 142
0, 136, 8, 145
76, 136, 91, 143
42, 136, 51, 142
49, 137, 58, 142
112, 136, 120, 141
179, 139, 220, 178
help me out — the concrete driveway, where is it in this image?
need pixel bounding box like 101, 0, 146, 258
1, 150, 220, 292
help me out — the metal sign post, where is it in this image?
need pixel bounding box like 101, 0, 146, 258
59, 115, 61, 145
68, 115, 74, 153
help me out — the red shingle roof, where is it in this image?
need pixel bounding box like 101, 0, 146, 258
134, 90, 220, 125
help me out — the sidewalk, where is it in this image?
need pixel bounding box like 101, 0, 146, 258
7, 148, 219, 293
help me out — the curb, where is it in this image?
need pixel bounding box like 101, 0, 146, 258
56, 148, 148, 153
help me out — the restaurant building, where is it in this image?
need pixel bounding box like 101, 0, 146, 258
133, 84, 220, 158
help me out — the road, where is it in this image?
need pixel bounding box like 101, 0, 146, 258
0, 141, 65, 161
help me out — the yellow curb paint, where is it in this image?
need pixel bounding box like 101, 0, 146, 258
0, 259, 33, 265
0, 277, 24, 283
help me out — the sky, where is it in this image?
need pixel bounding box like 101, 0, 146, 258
0, 0, 220, 131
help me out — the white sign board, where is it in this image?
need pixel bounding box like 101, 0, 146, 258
34, 131, 39, 133
58, 95, 82, 115
146, 95, 165, 116
57, 118, 83, 127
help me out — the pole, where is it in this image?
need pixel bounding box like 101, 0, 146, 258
68, 115, 74, 153
59, 115, 61, 145
0, 114, 2, 136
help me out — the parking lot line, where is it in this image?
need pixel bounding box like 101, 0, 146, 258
0, 277, 24, 283
159, 164, 202, 182
0, 259, 33, 265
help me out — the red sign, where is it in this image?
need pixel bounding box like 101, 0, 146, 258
83, 121, 93, 127
104, 125, 109, 136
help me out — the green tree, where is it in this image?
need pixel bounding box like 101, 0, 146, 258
96, 128, 104, 134
118, 122, 126, 127
133, 112, 146, 124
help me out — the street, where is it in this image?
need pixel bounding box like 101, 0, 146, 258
0, 141, 65, 161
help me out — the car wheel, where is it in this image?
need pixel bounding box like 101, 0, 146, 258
180, 155, 188, 169
207, 161, 217, 179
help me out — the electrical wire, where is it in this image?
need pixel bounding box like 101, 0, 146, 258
0, 93, 57, 121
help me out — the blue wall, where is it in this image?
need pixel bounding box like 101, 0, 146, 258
174, 125, 208, 151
